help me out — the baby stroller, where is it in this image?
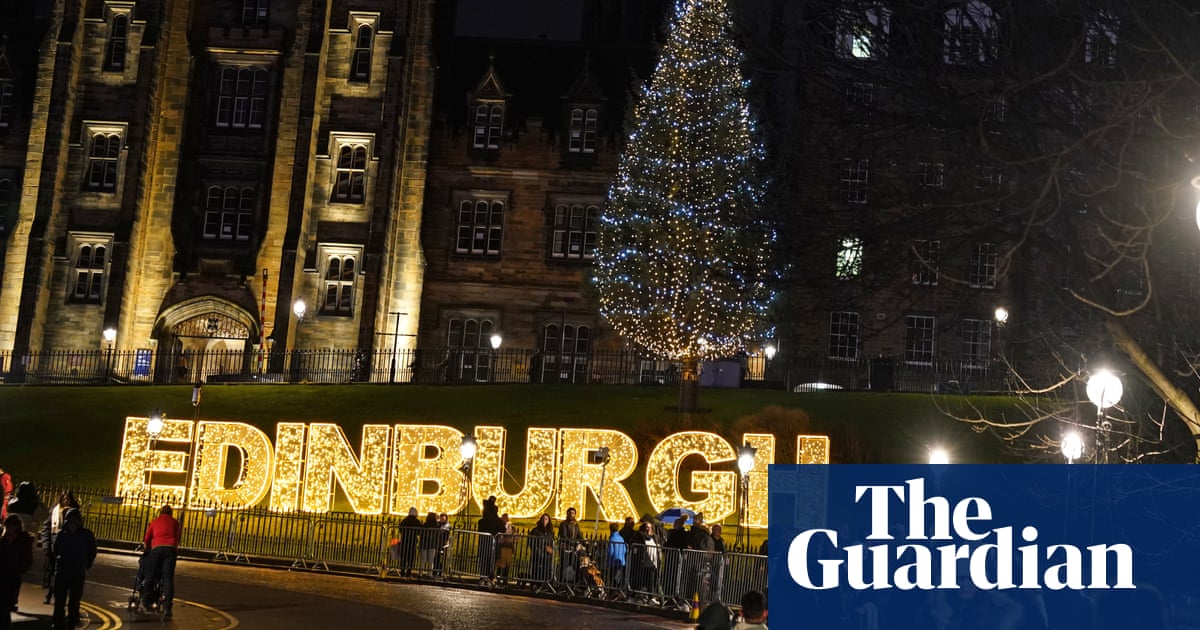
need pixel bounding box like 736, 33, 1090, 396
575, 554, 606, 596
127, 552, 168, 621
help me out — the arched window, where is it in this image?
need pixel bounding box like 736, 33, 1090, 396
242, 0, 268, 27
538, 323, 591, 383
323, 254, 356, 313
0, 83, 14, 128
351, 25, 373, 82
216, 66, 268, 128
202, 185, 255, 240
943, 1, 998, 65
455, 196, 505, 255
70, 235, 111, 302
472, 102, 504, 149
568, 107, 599, 153
105, 14, 128, 71
334, 145, 367, 202
86, 133, 121, 191
551, 203, 599, 259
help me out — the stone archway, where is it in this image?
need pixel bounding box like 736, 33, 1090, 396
154, 297, 260, 383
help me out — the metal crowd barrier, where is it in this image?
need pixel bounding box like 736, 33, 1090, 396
30, 483, 770, 615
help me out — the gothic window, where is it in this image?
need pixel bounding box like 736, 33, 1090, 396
69, 234, 112, 303
85, 133, 121, 191
540, 323, 591, 383
242, 0, 269, 27
216, 67, 268, 129
203, 185, 255, 241
550, 202, 599, 259
322, 252, 356, 314
333, 144, 367, 202
0, 83, 12, 128
943, 1, 998, 65
105, 13, 128, 71
473, 102, 504, 149
828, 311, 860, 360
567, 107, 598, 153
351, 24, 372, 82
455, 196, 505, 255
446, 317, 497, 382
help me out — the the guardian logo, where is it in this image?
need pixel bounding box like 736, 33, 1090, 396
787, 478, 1134, 591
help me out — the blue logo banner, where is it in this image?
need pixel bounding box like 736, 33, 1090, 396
768, 465, 1200, 630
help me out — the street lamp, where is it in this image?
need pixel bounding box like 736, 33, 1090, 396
460, 435, 477, 526
1086, 370, 1122, 464
291, 299, 307, 382
1061, 431, 1083, 464
735, 444, 757, 550
102, 327, 116, 382
763, 344, 777, 382
388, 311, 407, 384
146, 408, 165, 504
929, 447, 950, 465
292, 298, 307, 322
489, 333, 502, 383
993, 307, 1009, 326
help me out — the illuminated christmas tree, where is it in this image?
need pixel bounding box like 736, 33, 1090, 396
594, 0, 774, 411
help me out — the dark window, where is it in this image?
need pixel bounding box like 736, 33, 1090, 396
351, 25, 372, 82
970, 242, 998, 288
473, 103, 503, 149
911, 240, 940, 286
446, 318, 496, 382
333, 145, 367, 202
551, 203, 599, 259
323, 255, 355, 314
840, 159, 869, 204
961, 318, 992, 366
828, 312, 860, 360
568, 108, 598, 153
72, 242, 107, 302
105, 14, 128, 71
242, 0, 269, 27
0, 83, 13, 128
85, 133, 121, 191
455, 198, 504, 255
216, 67, 268, 129
203, 186, 255, 241
905, 315, 936, 364
540, 323, 591, 383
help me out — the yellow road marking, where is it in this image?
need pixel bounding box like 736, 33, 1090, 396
81, 600, 121, 629
172, 597, 240, 629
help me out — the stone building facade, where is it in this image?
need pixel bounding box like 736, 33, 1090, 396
0, 0, 435, 381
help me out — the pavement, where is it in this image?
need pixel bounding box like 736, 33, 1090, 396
9, 581, 128, 628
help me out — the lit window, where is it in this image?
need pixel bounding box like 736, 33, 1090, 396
551, 203, 599, 259
836, 4, 890, 60
203, 185, 254, 241
333, 144, 367, 202
242, 0, 268, 27
105, 14, 128, 71
911, 240, 940, 286
840, 159, 869, 204
85, 133, 121, 191
961, 318, 991, 367
828, 312, 860, 360
568, 108, 598, 153
917, 162, 944, 190
322, 253, 356, 314
473, 103, 504, 149
836, 237, 862, 279
1085, 12, 1119, 66
943, 1, 998, 65
539, 323, 591, 383
455, 197, 504, 255
970, 242, 997, 288
216, 67, 268, 129
351, 24, 372, 82
905, 315, 936, 364
0, 83, 12, 128
69, 234, 112, 303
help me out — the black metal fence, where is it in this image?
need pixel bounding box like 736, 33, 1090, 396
0, 347, 1009, 393
35, 483, 764, 615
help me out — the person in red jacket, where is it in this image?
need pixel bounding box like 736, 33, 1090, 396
140, 505, 181, 617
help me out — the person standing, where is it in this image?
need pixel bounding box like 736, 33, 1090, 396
711, 524, 726, 554
607, 522, 627, 591
475, 498, 504, 581
141, 505, 181, 617
52, 508, 96, 630
397, 507, 422, 577
528, 514, 554, 583
40, 492, 79, 604
0, 468, 11, 522
435, 513, 450, 578
0, 516, 34, 630
418, 512, 439, 577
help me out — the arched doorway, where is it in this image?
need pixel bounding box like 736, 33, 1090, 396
154, 297, 259, 384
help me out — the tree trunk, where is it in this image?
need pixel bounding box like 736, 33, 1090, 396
678, 355, 700, 413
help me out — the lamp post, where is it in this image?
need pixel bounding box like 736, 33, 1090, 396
489, 333, 502, 383
290, 299, 306, 383
460, 435, 477, 527
1085, 370, 1122, 464
102, 327, 116, 383
735, 444, 757, 550
763, 344, 776, 383
388, 311, 407, 384
993, 307, 1008, 326
146, 408, 165, 504
928, 447, 950, 465
590, 446, 611, 536
1061, 431, 1083, 464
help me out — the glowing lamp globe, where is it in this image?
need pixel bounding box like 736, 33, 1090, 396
1086, 370, 1122, 410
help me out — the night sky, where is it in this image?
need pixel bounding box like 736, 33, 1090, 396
455, 0, 584, 40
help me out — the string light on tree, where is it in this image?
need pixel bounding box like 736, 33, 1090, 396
593, 0, 775, 410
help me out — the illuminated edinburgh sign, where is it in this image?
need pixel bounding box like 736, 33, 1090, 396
116, 418, 829, 524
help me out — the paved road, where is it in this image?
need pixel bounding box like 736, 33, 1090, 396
11, 553, 692, 629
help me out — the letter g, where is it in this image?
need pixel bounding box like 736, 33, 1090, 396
788, 529, 841, 590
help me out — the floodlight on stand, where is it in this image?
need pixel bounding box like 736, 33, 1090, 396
147, 408, 165, 439
1061, 431, 1084, 464
737, 445, 757, 476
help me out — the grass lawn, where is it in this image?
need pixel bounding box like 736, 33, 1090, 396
0, 383, 1019, 493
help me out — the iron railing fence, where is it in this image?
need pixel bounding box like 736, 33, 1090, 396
0, 348, 1011, 393
32, 483, 766, 614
